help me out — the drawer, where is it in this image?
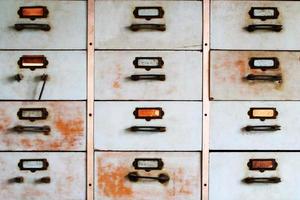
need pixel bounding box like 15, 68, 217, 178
0, 0, 86, 49
95, 152, 201, 200
0, 101, 86, 151
211, 101, 300, 150
210, 51, 300, 100
95, 51, 202, 100
211, 1, 300, 50
95, 1, 202, 50
0, 51, 86, 100
210, 152, 300, 200
0, 152, 85, 200
94, 101, 202, 151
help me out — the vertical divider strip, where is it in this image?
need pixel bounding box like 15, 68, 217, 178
87, 0, 95, 199
202, 0, 210, 199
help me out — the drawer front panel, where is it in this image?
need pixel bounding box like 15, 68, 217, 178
210, 51, 300, 100
95, 152, 201, 200
0, 51, 86, 100
211, 101, 300, 150
0, 101, 86, 151
211, 1, 300, 50
95, 51, 202, 100
95, 102, 202, 151
0, 1, 86, 49
95, 1, 202, 50
210, 152, 300, 200
0, 152, 85, 200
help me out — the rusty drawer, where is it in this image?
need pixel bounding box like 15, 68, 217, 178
95, 51, 202, 100
210, 152, 300, 200
0, 152, 85, 200
211, 1, 300, 50
95, 152, 201, 200
95, 1, 202, 50
0, 0, 86, 49
0, 101, 86, 151
210, 51, 300, 100
0, 51, 86, 100
94, 101, 202, 151
211, 101, 300, 150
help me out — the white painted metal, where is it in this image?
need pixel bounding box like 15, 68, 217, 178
0, 51, 86, 100
211, 1, 300, 50
0, 152, 86, 200
94, 101, 202, 151
95, 1, 202, 50
210, 152, 300, 200
95, 51, 202, 100
95, 151, 201, 200
210, 51, 300, 100
211, 101, 300, 150
0, 0, 86, 49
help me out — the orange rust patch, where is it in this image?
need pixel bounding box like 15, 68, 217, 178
235, 60, 247, 76
97, 158, 133, 198
112, 64, 122, 89
168, 168, 193, 196
20, 139, 33, 148
113, 81, 121, 89
0, 109, 12, 133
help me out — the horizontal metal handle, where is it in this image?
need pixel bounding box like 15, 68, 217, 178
129, 24, 166, 31
127, 172, 170, 184
245, 24, 282, 32
245, 74, 282, 82
243, 177, 281, 184
130, 74, 166, 81
129, 126, 166, 132
243, 125, 281, 132
35, 176, 51, 184
12, 125, 51, 135
14, 23, 51, 31
8, 176, 24, 184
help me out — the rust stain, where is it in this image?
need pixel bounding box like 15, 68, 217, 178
112, 64, 122, 89
20, 139, 33, 148
235, 60, 246, 76
97, 158, 133, 198
0, 109, 12, 132
167, 168, 193, 197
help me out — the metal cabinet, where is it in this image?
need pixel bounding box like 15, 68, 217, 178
95, 152, 201, 200
211, 101, 300, 150
210, 152, 300, 200
95, 51, 202, 100
0, 0, 86, 49
211, 1, 300, 50
0, 152, 86, 200
210, 51, 300, 100
0, 51, 86, 100
95, 101, 202, 151
0, 101, 86, 151
95, 0, 202, 50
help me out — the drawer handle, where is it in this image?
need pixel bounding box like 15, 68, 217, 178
243, 177, 281, 184
129, 126, 166, 132
14, 74, 24, 82
12, 125, 51, 135
130, 74, 165, 81
243, 125, 281, 132
35, 176, 51, 184
127, 172, 170, 184
129, 24, 166, 32
245, 74, 282, 82
245, 24, 282, 32
9, 176, 24, 184
38, 74, 48, 100
14, 23, 51, 31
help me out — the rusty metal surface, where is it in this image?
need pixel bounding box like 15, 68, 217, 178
210, 51, 300, 100
0, 152, 86, 200
95, 152, 201, 200
0, 101, 86, 151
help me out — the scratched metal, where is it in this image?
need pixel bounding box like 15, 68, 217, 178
210, 152, 300, 200
210, 51, 300, 100
0, 101, 86, 151
0, 51, 86, 100
95, 152, 201, 200
211, 1, 300, 50
94, 101, 202, 151
211, 101, 300, 150
95, 51, 202, 100
0, 152, 85, 200
95, 1, 202, 49
0, 0, 86, 49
